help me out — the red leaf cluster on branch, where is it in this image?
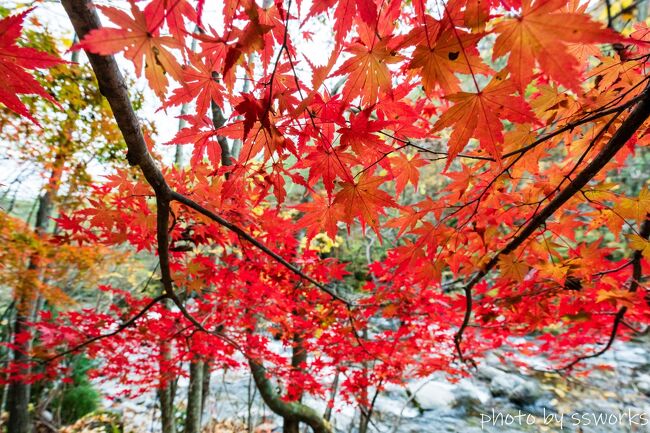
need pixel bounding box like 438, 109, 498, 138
2, 0, 650, 414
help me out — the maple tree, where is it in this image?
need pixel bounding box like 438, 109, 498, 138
1, 0, 650, 432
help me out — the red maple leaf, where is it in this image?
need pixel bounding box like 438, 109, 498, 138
0, 8, 62, 124
333, 173, 397, 236
294, 145, 357, 196
165, 54, 225, 116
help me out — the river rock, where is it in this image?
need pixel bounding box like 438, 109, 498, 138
477, 365, 506, 382
508, 380, 541, 405
451, 380, 491, 410
489, 373, 541, 405
412, 381, 456, 410
637, 374, 650, 396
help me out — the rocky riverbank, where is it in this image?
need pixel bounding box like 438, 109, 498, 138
99, 335, 650, 433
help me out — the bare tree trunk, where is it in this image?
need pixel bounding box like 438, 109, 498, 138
323, 369, 339, 422
283, 419, 300, 433
249, 357, 332, 433
158, 315, 176, 433
358, 328, 371, 433
158, 382, 176, 433
200, 361, 211, 423
7, 302, 32, 433
8, 158, 63, 433
358, 379, 370, 433
185, 360, 204, 433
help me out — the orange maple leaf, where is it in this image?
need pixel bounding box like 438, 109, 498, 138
389, 153, 427, 195
596, 288, 637, 308
77, 2, 183, 98
408, 28, 488, 95
444, 164, 474, 199
295, 194, 344, 240
464, 0, 492, 32
164, 54, 226, 116
498, 253, 530, 282
222, 4, 274, 77
432, 74, 535, 163
493, 0, 615, 91
333, 173, 397, 236
627, 234, 650, 260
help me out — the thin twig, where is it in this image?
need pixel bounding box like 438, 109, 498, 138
454, 84, 650, 363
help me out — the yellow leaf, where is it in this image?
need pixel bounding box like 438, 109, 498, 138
616, 187, 650, 224
588, 209, 624, 238
499, 253, 529, 282
582, 182, 618, 201
537, 261, 569, 284
596, 289, 636, 307
627, 234, 650, 259
561, 310, 591, 323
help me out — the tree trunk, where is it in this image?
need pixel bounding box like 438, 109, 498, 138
283, 419, 300, 433
359, 410, 370, 433
200, 361, 211, 423
283, 332, 306, 433
248, 331, 329, 433
7, 306, 32, 433
159, 383, 176, 433
185, 360, 204, 433
323, 370, 339, 422
249, 358, 332, 433
358, 328, 371, 433
8, 160, 62, 433
158, 325, 176, 433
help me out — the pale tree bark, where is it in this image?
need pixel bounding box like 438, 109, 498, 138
158, 379, 176, 433
357, 329, 372, 433
200, 360, 211, 422
158, 321, 177, 433
185, 360, 204, 433
323, 369, 339, 423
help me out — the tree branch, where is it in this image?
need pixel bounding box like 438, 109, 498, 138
170, 191, 351, 305
559, 217, 650, 370
248, 359, 333, 433
454, 83, 650, 362
60, 0, 350, 311
42, 293, 170, 363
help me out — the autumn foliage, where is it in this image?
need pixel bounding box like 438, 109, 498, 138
1, 0, 650, 431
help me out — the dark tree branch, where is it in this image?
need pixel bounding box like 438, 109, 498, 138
611, 0, 646, 20
169, 191, 352, 305
560, 217, 650, 370
60, 0, 350, 309
384, 91, 644, 164
454, 83, 650, 362
249, 359, 333, 433
42, 293, 170, 363
605, 0, 614, 28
